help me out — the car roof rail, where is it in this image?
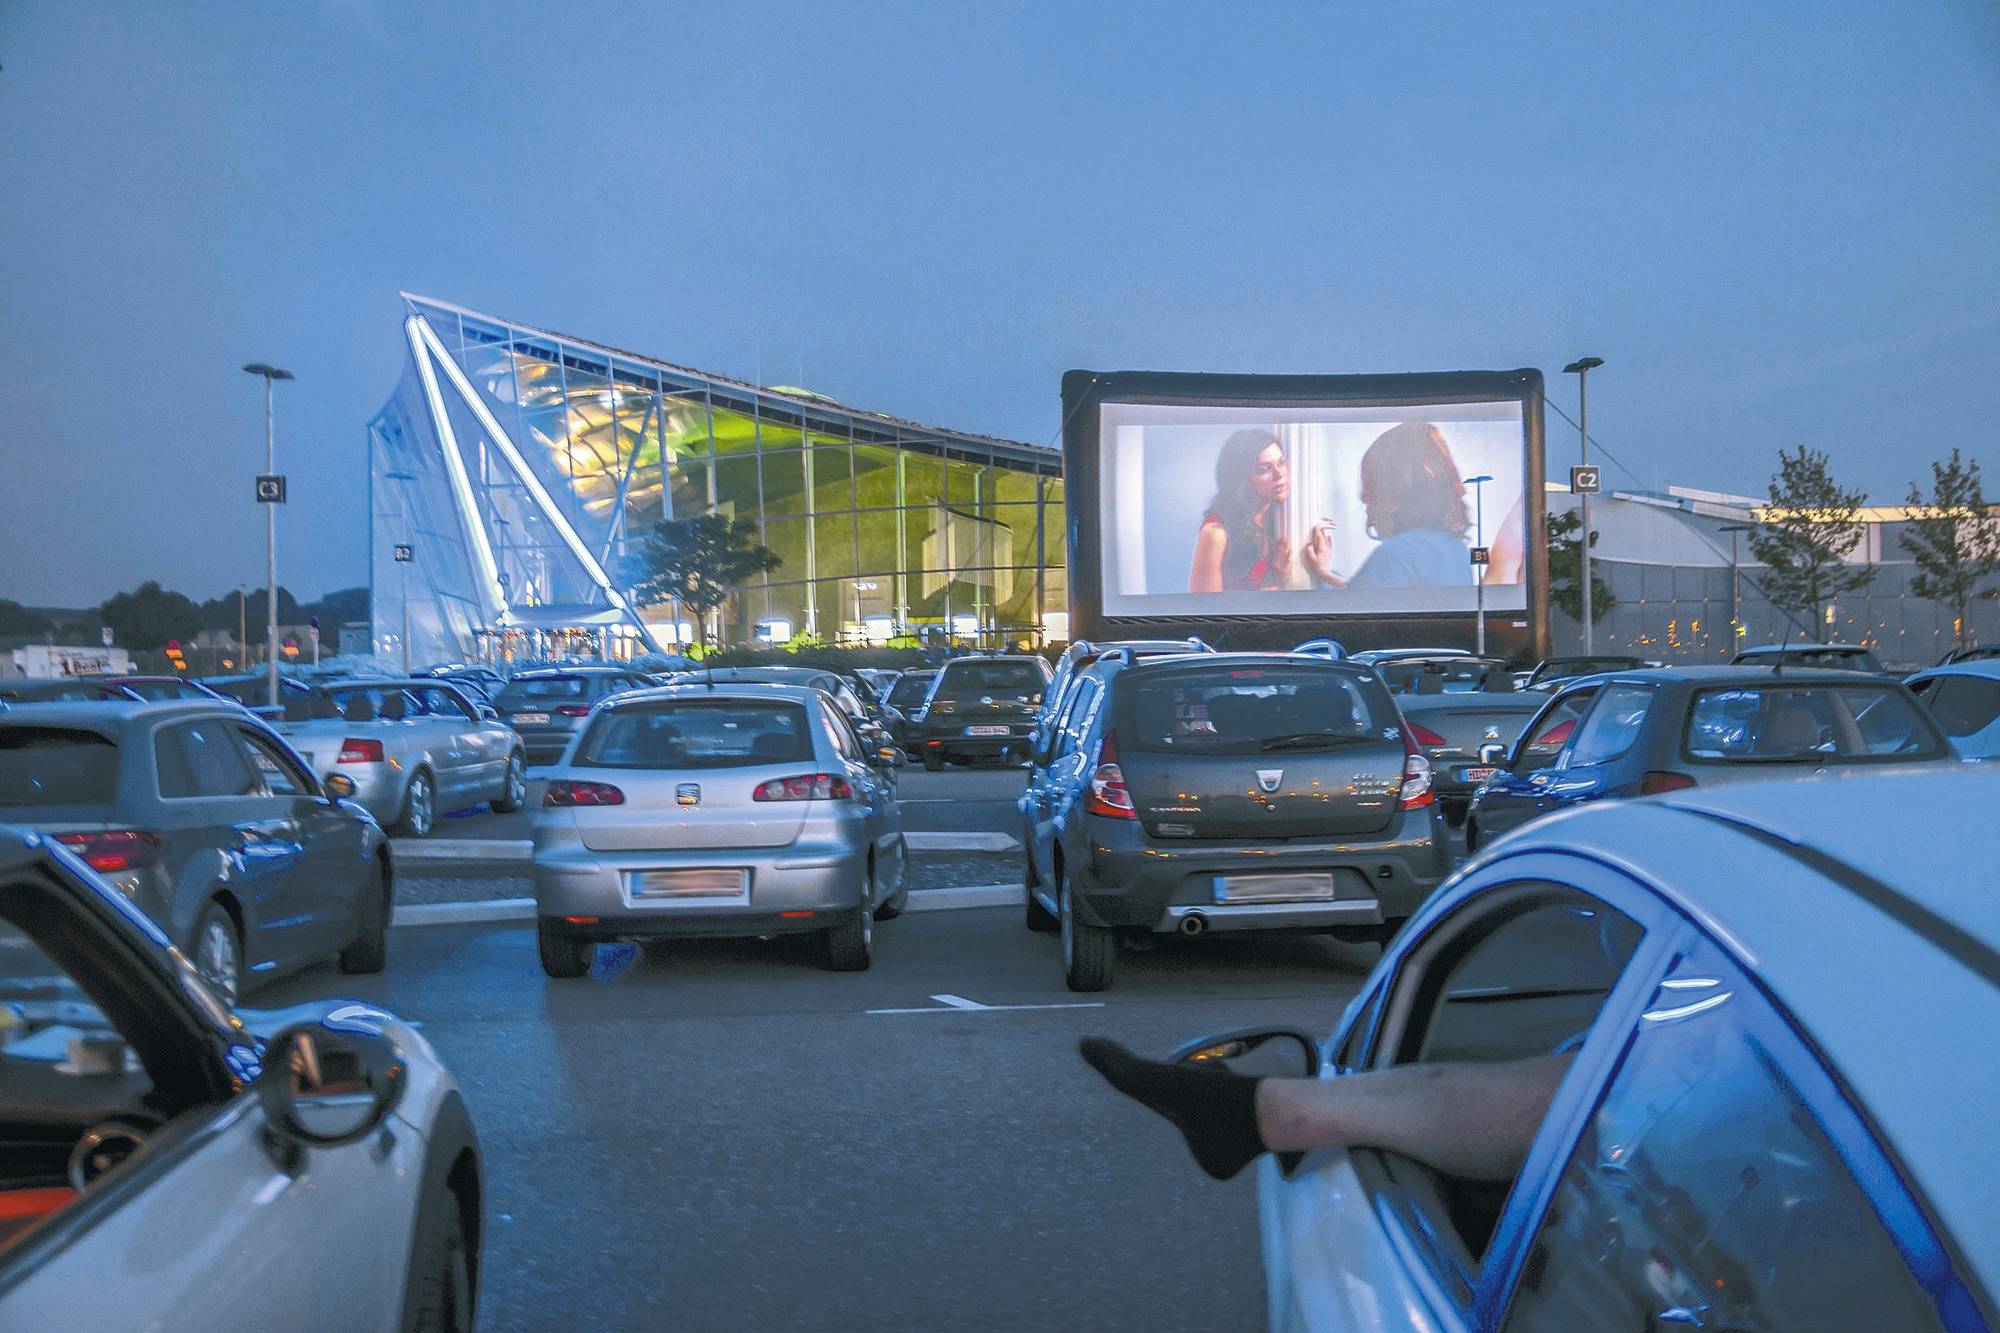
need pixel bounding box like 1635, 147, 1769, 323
1184, 636, 1215, 652
1096, 647, 1136, 669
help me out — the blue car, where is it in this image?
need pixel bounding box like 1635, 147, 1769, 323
1464, 665, 1955, 853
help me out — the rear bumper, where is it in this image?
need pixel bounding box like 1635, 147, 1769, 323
908, 720, 1036, 758
532, 831, 869, 937
1066, 806, 1450, 931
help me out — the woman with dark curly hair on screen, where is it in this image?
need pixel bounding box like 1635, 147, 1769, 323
1188, 429, 1340, 593
1346, 421, 1473, 589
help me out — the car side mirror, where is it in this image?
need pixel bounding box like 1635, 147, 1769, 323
258, 1021, 406, 1169
1478, 742, 1508, 768
1166, 1027, 1321, 1078
872, 746, 901, 769
478, 704, 499, 721
323, 772, 357, 799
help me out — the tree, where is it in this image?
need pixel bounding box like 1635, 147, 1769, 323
1749, 445, 1873, 642
0, 599, 52, 638
98, 581, 203, 651
1901, 449, 2000, 650
1546, 509, 1614, 624
629, 514, 782, 653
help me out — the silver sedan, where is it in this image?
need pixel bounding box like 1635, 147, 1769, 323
277, 680, 528, 836
532, 683, 909, 977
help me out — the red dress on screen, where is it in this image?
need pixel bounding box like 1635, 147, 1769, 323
1201, 514, 1284, 591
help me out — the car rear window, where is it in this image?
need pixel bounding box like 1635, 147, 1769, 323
1378, 659, 1509, 695
1743, 649, 1884, 673
1121, 666, 1388, 755
936, 661, 1046, 697
887, 674, 933, 708
0, 729, 120, 806
496, 677, 590, 707
574, 702, 814, 769
1684, 685, 1940, 762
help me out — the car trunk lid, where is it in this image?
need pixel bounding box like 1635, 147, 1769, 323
567, 765, 811, 851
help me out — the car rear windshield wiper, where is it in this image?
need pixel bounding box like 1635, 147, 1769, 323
1258, 731, 1376, 751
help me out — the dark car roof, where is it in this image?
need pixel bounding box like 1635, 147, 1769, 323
1397, 690, 1548, 713
510, 666, 636, 678
1114, 652, 1375, 679
0, 699, 235, 733
1587, 665, 1904, 687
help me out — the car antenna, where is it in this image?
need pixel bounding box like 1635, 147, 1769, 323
1773, 608, 1794, 676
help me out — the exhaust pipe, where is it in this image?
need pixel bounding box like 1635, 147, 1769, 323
1178, 912, 1208, 937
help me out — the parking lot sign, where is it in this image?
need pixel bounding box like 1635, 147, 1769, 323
393, 544, 414, 563
1469, 546, 1491, 566
1569, 465, 1602, 494
255, 474, 287, 504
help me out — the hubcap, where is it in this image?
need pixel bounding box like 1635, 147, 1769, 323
861, 871, 875, 950
199, 920, 238, 1002
507, 759, 525, 806
409, 776, 432, 833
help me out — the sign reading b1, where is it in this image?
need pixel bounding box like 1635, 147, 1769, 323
255, 474, 287, 504
393, 544, 414, 563
1569, 465, 1602, 495
1469, 546, 1491, 566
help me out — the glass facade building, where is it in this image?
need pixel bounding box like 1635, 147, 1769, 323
370, 295, 1063, 665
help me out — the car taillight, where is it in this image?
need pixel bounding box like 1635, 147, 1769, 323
338, 738, 384, 764
542, 780, 626, 807
1398, 737, 1436, 810
1405, 722, 1448, 748
1085, 731, 1137, 819
1640, 770, 1696, 795
752, 773, 855, 801
53, 830, 162, 873
556, 704, 593, 718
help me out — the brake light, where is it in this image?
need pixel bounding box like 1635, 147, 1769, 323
1405, 722, 1448, 748
1398, 736, 1435, 810
1640, 771, 1696, 795
542, 780, 626, 807
556, 704, 593, 718
752, 774, 855, 801
1085, 731, 1137, 819
337, 738, 384, 764
53, 830, 162, 873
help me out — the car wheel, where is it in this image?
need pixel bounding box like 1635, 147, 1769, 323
399, 769, 436, 838
537, 921, 593, 979
872, 847, 911, 920
490, 753, 527, 814
403, 1181, 475, 1333
192, 901, 242, 1005
921, 751, 944, 772
1058, 869, 1113, 992
337, 859, 390, 975
823, 903, 874, 972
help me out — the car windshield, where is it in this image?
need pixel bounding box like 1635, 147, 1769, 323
1684, 685, 1939, 761
1123, 666, 1387, 754
887, 674, 933, 708
0, 729, 121, 806
495, 678, 591, 706
574, 701, 813, 769
935, 661, 1045, 698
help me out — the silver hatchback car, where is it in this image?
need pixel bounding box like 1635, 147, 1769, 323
532, 683, 909, 978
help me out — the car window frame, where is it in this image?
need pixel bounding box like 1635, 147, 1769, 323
1507, 685, 1600, 769
1329, 856, 1682, 1322
1486, 919, 1986, 1331
1677, 682, 1949, 766
1553, 682, 1656, 771
232, 723, 320, 798
1049, 677, 1104, 760
818, 698, 866, 764
419, 685, 478, 722
151, 718, 261, 800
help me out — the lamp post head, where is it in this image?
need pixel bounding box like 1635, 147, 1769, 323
1717, 522, 1755, 534
1465, 474, 1494, 486
242, 363, 295, 381
1561, 357, 1604, 375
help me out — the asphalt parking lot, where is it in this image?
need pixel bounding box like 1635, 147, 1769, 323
256, 763, 1396, 1329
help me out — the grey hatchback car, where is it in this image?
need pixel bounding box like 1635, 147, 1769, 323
492, 666, 656, 766
0, 701, 392, 1003
533, 684, 908, 978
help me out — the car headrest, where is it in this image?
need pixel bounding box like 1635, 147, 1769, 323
377, 692, 407, 722
343, 693, 377, 722
282, 696, 314, 723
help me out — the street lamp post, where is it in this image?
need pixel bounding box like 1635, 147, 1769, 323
243, 363, 294, 708
1466, 474, 1494, 656
1718, 523, 1755, 660
1562, 357, 1604, 653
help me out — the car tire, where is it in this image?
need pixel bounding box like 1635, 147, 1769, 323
1463, 818, 1481, 853
398, 769, 436, 838
337, 859, 390, 975
872, 847, 911, 920
403, 1179, 476, 1333
537, 921, 594, 979
1058, 869, 1113, 992
192, 900, 242, 1006
823, 905, 874, 972
921, 752, 944, 772
490, 753, 527, 814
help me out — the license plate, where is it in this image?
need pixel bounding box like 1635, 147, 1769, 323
1459, 766, 1497, 783
628, 869, 747, 899
513, 712, 550, 726
1214, 872, 1337, 903
965, 725, 1010, 737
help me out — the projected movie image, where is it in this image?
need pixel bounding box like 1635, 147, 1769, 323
1097, 400, 1528, 619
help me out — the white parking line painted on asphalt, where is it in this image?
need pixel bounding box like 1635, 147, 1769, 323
904, 884, 1020, 911
931, 994, 984, 1009
866, 999, 1106, 1015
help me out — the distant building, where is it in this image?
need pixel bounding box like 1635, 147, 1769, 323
370, 294, 1063, 664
